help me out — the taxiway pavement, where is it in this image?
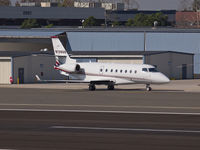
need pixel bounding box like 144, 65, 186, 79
0, 80, 200, 149
0, 111, 200, 150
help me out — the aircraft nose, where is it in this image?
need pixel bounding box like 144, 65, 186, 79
161, 75, 170, 83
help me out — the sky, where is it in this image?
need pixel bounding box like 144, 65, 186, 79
10, 0, 194, 10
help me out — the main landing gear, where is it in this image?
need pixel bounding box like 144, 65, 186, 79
88, 82, 115, 91
146, 84, 152, 91
107, 83, 115, 90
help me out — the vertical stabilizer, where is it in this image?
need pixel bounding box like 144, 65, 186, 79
51, 36, 75, 64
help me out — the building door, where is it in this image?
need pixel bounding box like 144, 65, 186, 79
182, 64, 187, 79
18, 68, 24, 84
0, 59, 11, 84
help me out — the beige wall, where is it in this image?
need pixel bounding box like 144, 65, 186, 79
98, 58, 143, 64
145, 53, 193, 79
13, 55, 66, 83
0, 57, 11, 84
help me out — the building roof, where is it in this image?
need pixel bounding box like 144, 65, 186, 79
0, 29, 64, 38
0, 50, 193, 57
1, 28, 200, 39
0, 51, 53, 57
108, 10, 176, 14
0, 6, 105, 20
69, 51, 194, 56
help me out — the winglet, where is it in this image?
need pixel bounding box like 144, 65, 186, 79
35, 75, 41, 81
51, 36, 58, 38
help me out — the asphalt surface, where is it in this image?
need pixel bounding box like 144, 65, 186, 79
0, 88, 200, 149
0, 111, 200, 150
0, 88, 200, 113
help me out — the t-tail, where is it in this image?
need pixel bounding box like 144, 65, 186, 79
51, 36, 76, 65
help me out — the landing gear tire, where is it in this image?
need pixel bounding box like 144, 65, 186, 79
146, 84, 152, 91
89, 84, 96, 91
107, 84, 115, 90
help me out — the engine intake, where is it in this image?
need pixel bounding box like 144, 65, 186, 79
66, 63, 81, 72
75, 64, 80, 71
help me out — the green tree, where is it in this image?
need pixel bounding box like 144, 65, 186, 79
126, 19, 134, 26
45, 23, 54, 28
193, 0, 200, 11
112, 21, 120, 27
149, 12, 168, 26
21, 19, 41, 29
0, 0, 11, 6
83, 16, 98, 27
130, 13, 168, 27
133, 13, 150, 26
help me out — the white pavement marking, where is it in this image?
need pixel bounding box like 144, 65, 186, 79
0, 149, 16, 150
1, 108, 200, 116
0, 103, 200, 110
50, 126, 200, 134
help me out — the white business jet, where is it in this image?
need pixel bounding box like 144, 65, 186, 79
49, 36, 169, 91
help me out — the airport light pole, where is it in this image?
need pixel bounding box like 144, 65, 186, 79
144, 31, 146, 51
104, 10, 107, 28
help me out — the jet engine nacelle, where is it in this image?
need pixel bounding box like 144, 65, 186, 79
67, 63, 81, 72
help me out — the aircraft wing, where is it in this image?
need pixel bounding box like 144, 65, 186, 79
35, 75, 115, 84
35, 75, 90, 83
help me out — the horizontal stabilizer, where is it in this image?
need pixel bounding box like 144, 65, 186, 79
35, 75, 89, 83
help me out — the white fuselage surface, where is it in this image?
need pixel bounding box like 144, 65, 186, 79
52, 36, 170, 91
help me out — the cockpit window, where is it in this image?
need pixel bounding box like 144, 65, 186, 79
142, 68, 148, 72
149, 68, 158, 72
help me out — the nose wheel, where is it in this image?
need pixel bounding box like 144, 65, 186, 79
146, 84, 152, 91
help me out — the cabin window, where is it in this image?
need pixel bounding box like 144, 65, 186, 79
105, 69, 108, 72
142, 68, 148, 72
120, 70, 123, 73
130, 70, 132, 73
100, 69, 103, 72
149, 68, 158, 72
111, 69, 113, 72
125, 70, 127, 73
135, 70, 137, 74
115, 69, 118, 73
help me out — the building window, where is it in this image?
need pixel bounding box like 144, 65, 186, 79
130, 70, 132, 73
105, 69, 108, 72
125, 70, 127, 73
100, 69, 103, 72
111, 69, 113, 72
135, 70, 137, 74
115, 69, 118, 73
40, 64, 44, 68
120, 70, 123, 73
23, 11, 32, 15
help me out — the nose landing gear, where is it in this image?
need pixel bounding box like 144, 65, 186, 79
89, 83, 96, 91
146, 84, 152, 91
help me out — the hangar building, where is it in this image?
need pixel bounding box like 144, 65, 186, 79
70, 51, 193, 80
0, 28, 196, 84
0, 50, 193, 84
0, 52, 66, 84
